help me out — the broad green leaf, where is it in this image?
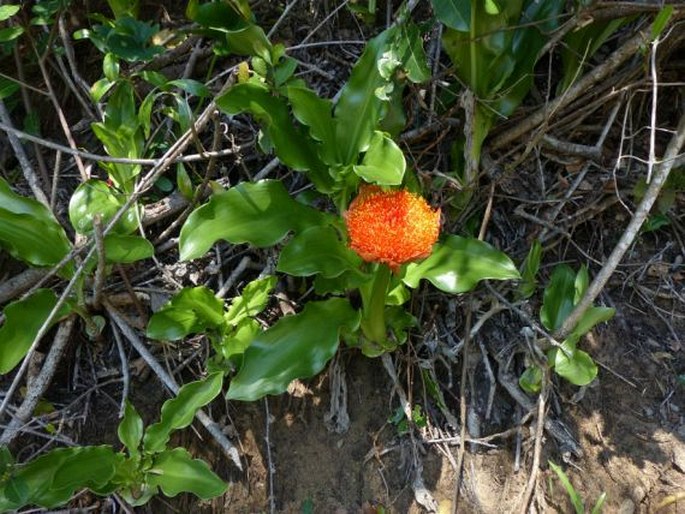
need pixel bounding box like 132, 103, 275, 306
4, 446, 116, 509
313, 268, 372, 295
285, 84, 338, 165
104, 234, 153, 263
69, 179, 139, 235
50, 446, 117, 493
335, 27, 396, 164
0, 5, 20, 21
519, 365, 543, 394
0, 289, 72, 374
227, 299, 360, 401
216, 82, 332, 190
102, 80, 136, 130
103, 52, 119, 81
168, 78, 210, 97
216, 318, 261, 362
540, 265, 576, 332
353, 131, 406, 185
549, 461, 585, 514
0, 26, 24, 43
104, 17, 164, 62
403, 235, 520, 294
0, 177, 72, 267
147, 286, 225, 341
394, 23, 431, 83
90, 77, 114, 103
430, 0, 470, 31
277, 225, 362, 278
138, 70, 169, 88
570, 306, 615, 339
148, 448, 227, 499
225, 275, 277, 326
187, 0, 270, 59
118, 400, 144, 458
550, 340, 597, 386
143, 372, 223, 453
179, 180, 325, 261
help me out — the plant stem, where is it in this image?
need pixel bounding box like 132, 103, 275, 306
361, 264, 391, 344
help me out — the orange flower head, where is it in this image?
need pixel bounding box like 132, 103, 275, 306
344, 185, 441, 272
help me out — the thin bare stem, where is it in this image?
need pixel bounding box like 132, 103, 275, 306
557, 109, 685, 340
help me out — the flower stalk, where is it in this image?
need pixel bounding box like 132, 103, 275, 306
360, 263, 392, 345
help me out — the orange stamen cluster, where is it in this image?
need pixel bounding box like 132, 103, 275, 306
344, 185, 441, 272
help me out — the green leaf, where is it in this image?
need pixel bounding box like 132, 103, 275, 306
353, 131, 406, 185
148, 448, 227, 499
216, 83, 329, 187
0, 5, 21, 21
104, 17, 164, 62
549, 461, 584, 514
334, 27, 396, 164
179, 180, 325, 261
570, 306, 615, 339
519, 365, 543, 394
0, 26, 24, 43
147, 286, 225, 341
574, 265, 589, 303
591, 492, 608, 514
143, 372, 224, 453
431, 0, 470, 31
103, 52, 119, 81
403, 235, 520, 294
651, 5, 674, 41
0, 289, 72, 374
394, 23, 431, 83
518, 239, 542, 299
187, 0, 271, 59
0, 77, 20, 99
285, 84, 339, 165
540, 265, 576, 332
50, 446, 117, 493
224, 275, 277, 326
176, 162, 194, 200
227, 299, 360, 401
103, 234, 153, 263
118, 400, 144, 458
277, 225, 362, 278
216, 318, 261, 363
550, 339, 597, 386
168, 78, 210, 97
5, 446, 116, 509
68, 179, 139, 235
90, 77, 114, 102
0, 176, 72, 267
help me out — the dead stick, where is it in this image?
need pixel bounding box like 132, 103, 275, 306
556, 109, 685, 340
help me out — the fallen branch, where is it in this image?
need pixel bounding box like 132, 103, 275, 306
490, 28, 649, 151
556, 108, 685, 340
